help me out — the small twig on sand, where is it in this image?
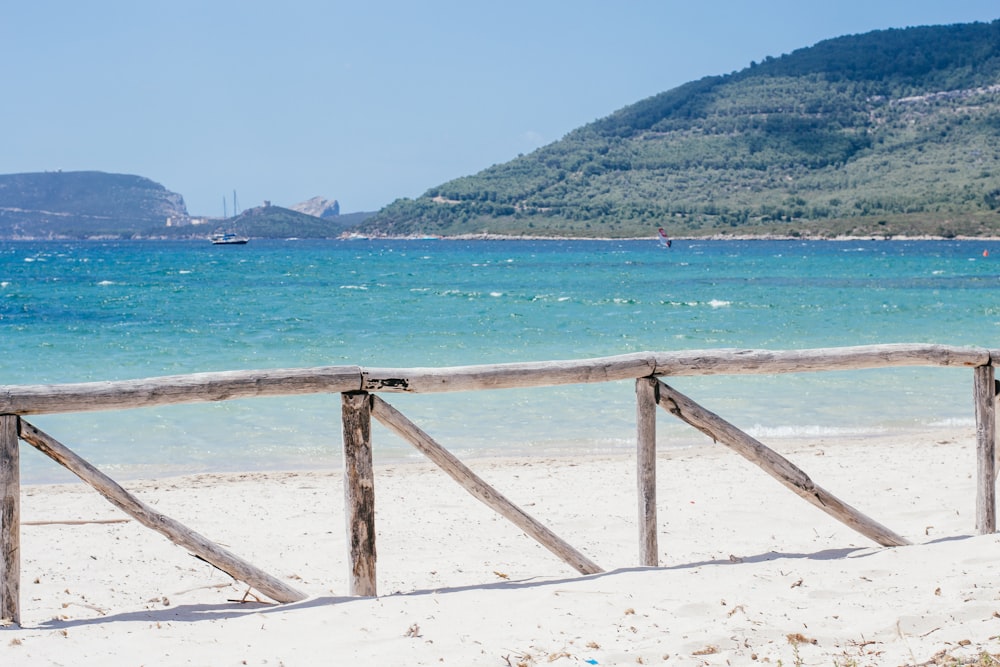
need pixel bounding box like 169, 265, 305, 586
23, 519, 130, 526
227, 587, 269, 604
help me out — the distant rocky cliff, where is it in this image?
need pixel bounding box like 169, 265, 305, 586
291, 196, 340, 218
0, 171, 188, 238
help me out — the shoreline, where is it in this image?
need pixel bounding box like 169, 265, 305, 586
347, 232, 1000, 242
6, 233, 1000, 242
15, 419, 971, 487
6, 430, 1000, 665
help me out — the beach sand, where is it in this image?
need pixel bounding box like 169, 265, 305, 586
4, 431, 1000, 666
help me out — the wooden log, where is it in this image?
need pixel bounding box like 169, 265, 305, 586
635, 378, 658, 567
341, 392, 377, 597
0, 415, 19, 626
363, 353, 656, 393
655, 380, 910, 547
370, 395, 603, 575
0, 345, 989, 414
651, 344, 988, 377
363, 344, 987, 393
17, 420, 307, 604
975, 364, 997, 534
0, 366, 363, 415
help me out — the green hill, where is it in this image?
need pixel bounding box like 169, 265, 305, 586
166, 204, 364, 240
358, 20, 1000, 239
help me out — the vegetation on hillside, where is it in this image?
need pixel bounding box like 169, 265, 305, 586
358, 20, 1000, 238
156, 205, 364, 240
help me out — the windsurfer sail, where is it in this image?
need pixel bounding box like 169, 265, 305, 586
657, 228, 672, 248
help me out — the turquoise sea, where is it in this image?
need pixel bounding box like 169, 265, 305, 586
2, 238, 999, 483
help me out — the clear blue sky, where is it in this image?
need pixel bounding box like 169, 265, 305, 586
2, 1, 998, 216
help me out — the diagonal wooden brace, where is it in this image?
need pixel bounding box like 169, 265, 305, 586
17, 420, 307, 604
655, 380, 909, 547
370, 395, 603, 575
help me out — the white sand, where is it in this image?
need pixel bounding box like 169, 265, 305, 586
4, 431, 1000, 666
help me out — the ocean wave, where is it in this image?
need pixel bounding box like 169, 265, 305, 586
745, 424, 890, 439
660, 299, 732, 308
927, 417, 975, 428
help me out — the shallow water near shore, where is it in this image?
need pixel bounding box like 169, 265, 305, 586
2, 237, 997, 483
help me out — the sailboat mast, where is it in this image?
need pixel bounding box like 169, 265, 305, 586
233, 190, 239, 216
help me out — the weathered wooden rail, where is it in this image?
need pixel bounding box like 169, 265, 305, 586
0, 343, 997, 626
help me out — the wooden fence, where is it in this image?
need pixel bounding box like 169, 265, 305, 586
0, 343, 997, 626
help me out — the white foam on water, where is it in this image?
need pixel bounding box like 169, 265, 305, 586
745, 424, 889, 439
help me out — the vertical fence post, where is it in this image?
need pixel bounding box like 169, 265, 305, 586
0, 415, 19, 626
636, 378, 658, 566
341, 392, 377, 597
975, 365, 997, 534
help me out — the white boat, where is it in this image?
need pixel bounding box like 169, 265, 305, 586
211, 190, 249, 244
210, 232, 249, 245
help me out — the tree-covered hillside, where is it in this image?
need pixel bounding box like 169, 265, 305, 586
358, 20, 1000, 238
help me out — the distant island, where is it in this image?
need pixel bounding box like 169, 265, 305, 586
0, 171, 372, 240
3, 20, 1000, 241
0, 171, 188, 239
